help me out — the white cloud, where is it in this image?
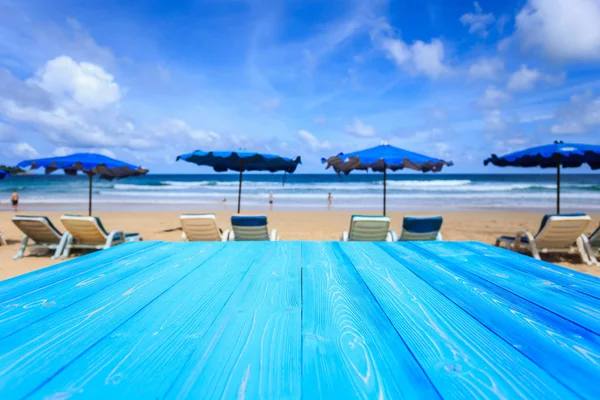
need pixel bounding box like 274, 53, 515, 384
460, 2, 495, 37
52, 146, 116, 158
345, 117, 376, 137
507, 65, 541, 92
551, 90, 600, 134
515, 0, 600, 61
11, 142, 39, 159
468, 57, 504, 80
372, 20, 449, 79
52, 146, 74, 157
477, 85, 510, 108
484, 109, 509, 132
156, 65, 171, 84
312, 115, 327, 125
29, 56, 121, 110
297, 130, 332, 152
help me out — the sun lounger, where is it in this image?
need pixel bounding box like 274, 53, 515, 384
341, 215, 393, 242
59, 215, 142, 258
180, 214, 229, 241
393, 216, 443, 241
229, 216, 279, 241
496, 213, 591, 264
12, 215, 68, 259
0, 232, 5, 246
579, 225, 600, 266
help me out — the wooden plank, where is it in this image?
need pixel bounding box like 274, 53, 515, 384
413, 242, 600, 334
339, 242, 578, 399
0, 242, 178, 340
0, 241, 161, 303
379, 242, 600, 399
28, 242, 272, 399
0, 242, 225, 398
461, 241, 600, 300
301, 242, 439, 399
163, 242, 303, 399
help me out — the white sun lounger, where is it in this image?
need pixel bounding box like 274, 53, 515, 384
180, 214, 229, 241
59, 215, 142, 259
579, 225, 600, 266
0, 232, 5, 246
496, 214, 592, 264
12, 215, 68, 259
228, 216, 279, 241
341, 215, 393, 242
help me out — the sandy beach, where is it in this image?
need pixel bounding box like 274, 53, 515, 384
1, 209, 599, 281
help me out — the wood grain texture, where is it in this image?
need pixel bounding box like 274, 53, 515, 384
301, 242, 439, 399
0, 242, 176, 340
340, 242, 578, 399
0, 242, 225, 398
1, 241, 600, 399
30, 242, 271, 399
460, 241, 600, 300
164, 241, 302, 399
0, 241, 161, 304
379, 242, 600, 399
413, 242, 600, 334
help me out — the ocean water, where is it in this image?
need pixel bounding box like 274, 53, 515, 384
0, 173, 598, 212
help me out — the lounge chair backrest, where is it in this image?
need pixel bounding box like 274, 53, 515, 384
231, 216, 269, 241
535, 214, 591, 249
589, 226, 600, 249
399, 216, 443, 241
61, 215, 107, 244
181, 214, 221, 241
12, 216, 62, 244
348, 215, 390, 241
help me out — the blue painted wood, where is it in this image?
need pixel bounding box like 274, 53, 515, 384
1, 241, 599, 398
339, 242, 578, 399
0, 242, 179, 340
412, 242, 600, 334
301, 242, 439, 399
0, 242, 225, 398
29, 242, 273, 399
164, 242, 302, 399
461, 241, 600, 300
379, 242, 600, 399
0, 241, 161, 303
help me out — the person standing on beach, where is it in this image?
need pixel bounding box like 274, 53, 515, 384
328, 192, 332, 210
11, 191, 19, 212
269, 192, 274, 210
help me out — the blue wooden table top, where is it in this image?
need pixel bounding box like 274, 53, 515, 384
1, 241, 600, 399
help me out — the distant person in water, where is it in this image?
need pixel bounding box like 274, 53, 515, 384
269, 192, 274, 210
11, 191, 19, 212
328, 192, 332, 210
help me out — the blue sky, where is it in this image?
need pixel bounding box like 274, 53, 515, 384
1, 0, 600, 173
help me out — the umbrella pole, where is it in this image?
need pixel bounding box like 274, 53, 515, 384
88, 173, 93, 216
556, 154, 561, 214
237, 165, 243, 214
383, 166, 387, 216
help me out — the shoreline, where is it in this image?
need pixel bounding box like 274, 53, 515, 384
1, 209, 599, 281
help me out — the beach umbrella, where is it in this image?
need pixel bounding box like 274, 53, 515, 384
484, 140, 600, 214
176, 150, 302, 213
322, 143, 453, 216
17, 153, 149, 216
0, 169, 8, 180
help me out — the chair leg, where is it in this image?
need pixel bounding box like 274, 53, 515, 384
13, 235, 29, 260
0, 232, 6, 246
60, 235, 74, 259
529, 244, 541, 260
578, 235, 598, 266
52, 234, 69, 260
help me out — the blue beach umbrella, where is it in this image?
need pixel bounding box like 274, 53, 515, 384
176, 150, 302, 213
322, 143, 453, 215
0, 169, 8, 180
484, 140, 600, 213
17, 153, 149, 216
